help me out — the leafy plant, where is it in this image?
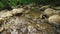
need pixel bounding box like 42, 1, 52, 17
0, 0, 17, 9
0, 0, 60, 10
0, 2, 4, 8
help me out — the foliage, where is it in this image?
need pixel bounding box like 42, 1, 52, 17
0, 2, 5, 8
0, 0, 17, 9
0, 0, 60, 10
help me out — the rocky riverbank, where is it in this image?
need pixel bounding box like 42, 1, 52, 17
0, 4, 60, 34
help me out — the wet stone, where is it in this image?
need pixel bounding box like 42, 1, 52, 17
48, 15, 60, 26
